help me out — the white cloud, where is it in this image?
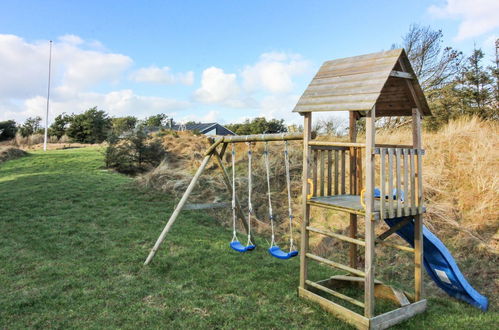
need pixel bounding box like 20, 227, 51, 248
0, 34, 191, 124
178, 110, 221, 123
428, 0, 499, 41
130, 66, 194, 85
258, 94, 302, 124
194, 67, 249, 107
1, 89, 191, 123
241, 52, 311, 93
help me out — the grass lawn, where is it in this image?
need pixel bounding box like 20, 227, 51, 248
0, 147, 496, 329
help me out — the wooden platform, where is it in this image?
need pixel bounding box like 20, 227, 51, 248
308, 194, 424, 219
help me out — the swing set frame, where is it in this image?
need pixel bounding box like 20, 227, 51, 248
143, 132, 304, 266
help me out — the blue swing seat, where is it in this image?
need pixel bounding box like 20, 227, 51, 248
230, 241, 256, 252
268, 246, 298, 260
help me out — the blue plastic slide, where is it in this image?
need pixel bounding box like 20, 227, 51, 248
384, 217, 488, 311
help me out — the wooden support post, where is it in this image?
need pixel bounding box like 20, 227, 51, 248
212, 150, 249, 233
300, 113, 312, 289
348, 111, 358, 269
327, 150, 333, 195
144, 153, 213, 265
364, 106, 376, 317
412, 107, 424, 301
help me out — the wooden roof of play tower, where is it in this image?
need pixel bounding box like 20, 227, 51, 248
293, 48, 431, 117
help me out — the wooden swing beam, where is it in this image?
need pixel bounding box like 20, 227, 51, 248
144, 132, 304, 265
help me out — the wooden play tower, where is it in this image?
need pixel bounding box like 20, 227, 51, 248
295, 48, 430, 329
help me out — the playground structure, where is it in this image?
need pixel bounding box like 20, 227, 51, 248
144, 49, 488, 329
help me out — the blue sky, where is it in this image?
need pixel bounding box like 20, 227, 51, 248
0, 0, 497, 125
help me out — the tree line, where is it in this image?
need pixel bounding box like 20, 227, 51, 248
0, 109, 175, 143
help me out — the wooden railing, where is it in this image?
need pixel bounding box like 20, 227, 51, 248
308, 141, 364, 197
307, 140, 425, 219
375, 147, 424, 218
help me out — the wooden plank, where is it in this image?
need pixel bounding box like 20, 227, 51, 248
370, 300, 427, 330
307, 200, 367, 217
307, 226, 366, 246
184, 202, 230, 210
395, 148, 402, 217
306, 253, 366, 277
356, 147, 363, 192
298, 287, 370, 329
305, 280, 365, 308
334, 150, 339, 195
327, 150, 333, 195
313, 150, 318, 197
378, 217, 412, 241
380, 148, 386, 220
309, 141, 365, 148
387, 148, 394, 219
294, 101, 376, 113
403, 149, 410, 216
364, 106, 376, 318
412, 108, 424, 302
300, 113, 312, 289
322, 275, 414, 307
349, 112, 359, 270
220, 132, 303, 143
320, 150, 325, 196
204, 138, 223, 156
218, 142, 228, 159
321, 48, 402, 68
341, 150, 346, 194
390, 70, 413, 79
144, 154, 212, 265
417, 150, 423, 213
410, 150, 416, 214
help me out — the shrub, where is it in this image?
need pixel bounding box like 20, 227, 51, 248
0, 120, 18, 141
105, 131, 166, 175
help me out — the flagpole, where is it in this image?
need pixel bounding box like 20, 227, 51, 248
43, 40, 52, 152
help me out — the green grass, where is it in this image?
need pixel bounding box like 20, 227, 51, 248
0, 147, 496, 329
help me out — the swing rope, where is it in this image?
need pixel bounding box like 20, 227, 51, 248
264, 139, 298, 260
246, 142, 254, 247
284, 141, 295, 252
231, 143, 238, 242
264, 142, 275, 247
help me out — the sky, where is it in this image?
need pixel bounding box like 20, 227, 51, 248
0, 0, 498, 126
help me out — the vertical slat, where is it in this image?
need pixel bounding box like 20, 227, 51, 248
356, 148, 363, 192
300, 113, 312, 289
364, 106, 376, 318
403, 149, 409, 216
334, 150, 339, 195
341, 150, 346, 194
387, 148, 394, 219
380, 148, 386, 220
312, 150, 318, 197
410, 150, 416, 214
327, 150, 332, 195
350, 148, 357, 194
417, 150, 424, 213
320, 150, 325, 196
395, 148, 402, 218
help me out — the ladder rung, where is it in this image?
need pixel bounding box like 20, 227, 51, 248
306, 253, 366, 277
305, 280, 365, 308
307, 226, 365, 246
